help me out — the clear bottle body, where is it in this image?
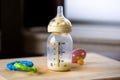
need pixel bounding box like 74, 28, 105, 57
47, 33, 73, 71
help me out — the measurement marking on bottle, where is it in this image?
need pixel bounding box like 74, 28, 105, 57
55, 42, 59, 67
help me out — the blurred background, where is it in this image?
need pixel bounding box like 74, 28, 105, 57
0, 0, 120, 60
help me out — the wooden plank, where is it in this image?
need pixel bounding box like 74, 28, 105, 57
0, 75, 6, 80
0, 53, 120, 80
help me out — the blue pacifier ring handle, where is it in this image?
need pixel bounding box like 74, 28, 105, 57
6, 60, 34, 71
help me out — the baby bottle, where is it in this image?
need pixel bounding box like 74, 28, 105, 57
47, 6, 73, 71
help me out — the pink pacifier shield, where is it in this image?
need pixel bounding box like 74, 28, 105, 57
72, 48, 86, 63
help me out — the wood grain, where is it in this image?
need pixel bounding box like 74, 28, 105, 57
0, 53, 120, 80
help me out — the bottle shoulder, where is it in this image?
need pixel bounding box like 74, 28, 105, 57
47, 33, 72, 41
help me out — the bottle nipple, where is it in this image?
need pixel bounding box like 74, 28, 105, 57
48, 6, 72, 33
56, 6, 64, 17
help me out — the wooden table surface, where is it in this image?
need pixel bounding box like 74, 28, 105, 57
0, 53, 120, 80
